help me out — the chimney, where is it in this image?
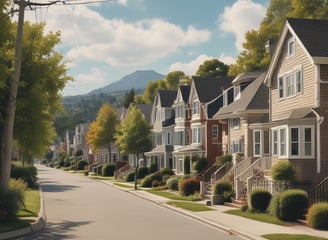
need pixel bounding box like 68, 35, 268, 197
265, 39, 275, 56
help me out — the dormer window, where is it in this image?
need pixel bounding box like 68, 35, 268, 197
287, 38, 295, 57
234, 85, 241, 101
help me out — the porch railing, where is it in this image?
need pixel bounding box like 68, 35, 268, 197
307, 177, 328, 204
235, 157, 271, 182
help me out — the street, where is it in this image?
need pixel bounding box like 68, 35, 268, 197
18, 165, 244, 240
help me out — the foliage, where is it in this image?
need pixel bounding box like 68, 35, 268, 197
179, 178, 200, 196
184, 156, 191, 174
165, 71, 185, 90
192, 157, 208, 174
140, 174, 162, 188
307, 202, 328, 230
271, 161, 296, 181
159, 168, 174, 177
115, 104, 153, 156
270, 189, 308, 221
213, 181, 232, 195
152, 180, 161, 188
262, 234, 328, 240
196, 59, 229, 77
167, 177, 179, 191
102, 163, 116, 177
77, 160, 88, 171
125, 171, 135, 182
250, 189, 272, 212
142, 80, 167, 104
137, 166, 149, 179
241, 204, 248, 212
10, 164, 37, 189
0, 179, 26, 221
123, 88, 135, 108
216, 154, 232, 166
148, 163, 158, 174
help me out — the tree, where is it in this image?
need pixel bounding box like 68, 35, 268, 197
142, 79, 166, 104
196, 59, 229, 78
228, 0, 328, 76
0, 8, 71, 192
115, 104, 152, 189
86, 103, 118, 162
123, 88, 135, 108
165, 71, 185, 90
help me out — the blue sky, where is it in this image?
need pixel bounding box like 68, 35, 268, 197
22, 0, 270, 96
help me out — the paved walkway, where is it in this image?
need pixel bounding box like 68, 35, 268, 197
1, 178, 327, 240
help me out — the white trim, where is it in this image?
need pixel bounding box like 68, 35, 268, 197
253, 130, 262, 157
287, 37, 295, 58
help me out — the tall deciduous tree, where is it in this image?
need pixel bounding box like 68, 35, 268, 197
165, 71, 185, 90
196, 59, 229, 78
142, 79, 166, 104
115, 104, 152, 189
86, 103, 119, 162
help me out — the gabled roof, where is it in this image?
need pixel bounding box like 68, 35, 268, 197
232, 70, 264, 85
214, 71, 268, 119
157, 90, 177, 107
192, 76, 233, 103
179, 85, 191, 103
265, 18, 328, 86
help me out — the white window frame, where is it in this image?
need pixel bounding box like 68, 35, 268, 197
234, 85, 241, 101
193, 101, 199, 115
278, 66, 303, 100
192, 126, 202, 144
230, 118, 240, 130
290, 127, 300, 157
303, 126, 314, 157
288, 38, 295, 57
279, 128, 287, 157
272, 129, 278, 156
253, 130, 262, 157
212, 125, 218, 139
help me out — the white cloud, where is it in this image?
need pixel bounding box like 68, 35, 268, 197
219, 0, 266, 52
24, 5, 211, 68
169, 54, 236, 76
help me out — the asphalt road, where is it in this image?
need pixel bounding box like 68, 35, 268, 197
19, 165, 244, 240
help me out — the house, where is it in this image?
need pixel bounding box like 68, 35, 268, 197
145, 90, 177, 169
172, 76, 233, 174
73, 123, 90, 161
264, 18, 328, 185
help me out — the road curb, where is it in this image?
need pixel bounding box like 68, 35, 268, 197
0, 181, 46, 240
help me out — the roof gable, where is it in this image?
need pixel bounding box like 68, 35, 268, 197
157, 90, 177, 107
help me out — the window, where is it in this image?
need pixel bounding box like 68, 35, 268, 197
304, 127, 313, 156
279, 128, 287, 157
174, 131, 184, 145
290, 127, 299, 156
230, 118, 240, 130
231, 140, 240, 154
234, 86, 241, 100
193, 101, 199, 115
273, 130, 278, 156
176, 105, 184, 119
212, 125, 218, 139
186, 129, 190, 144
278, 67, 303, 100
223, 90, 228, 106
192, 127, 201, 144
167, 132, 171, 145
288, 38, 295, 57
254, 130, 261, 156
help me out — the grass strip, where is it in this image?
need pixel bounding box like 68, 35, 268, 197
18, 189, 40, 217
167, 201, 213, 212
147, 189, 201, 201
262, 234, 328, 240
113, 182, 134, 188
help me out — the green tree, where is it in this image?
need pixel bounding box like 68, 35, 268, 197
86, 103, 118, 162
165, 71, 185, 90
142, 79, 166, 104
196, 59, 229, 77
123, 88, 135, 108
115, 104, 152, 189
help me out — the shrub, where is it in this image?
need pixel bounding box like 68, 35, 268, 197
77, 160, 88, 170
152, 180, 161, 188
213, 181, 232, 195
0, 179, 27, 221
10, 164, 37, 188
192, 157, 208, 174
307, 202, 328, 230
270, 189, 308, 221
179, 178, 200, 196
148, 163, 158, 174
184, 156, 191, 174
167, 177, 179, 191
159, 168, 174, 177
271, 161, 296, 181
141, 174, 162, 188
125, 171, 135, 182
269, 194, 281, 217
137, 166, 149, 179
216, 154, 232, 166
250, 189, 272, 212
102, 163, 116, 176
241, 204, 248, 212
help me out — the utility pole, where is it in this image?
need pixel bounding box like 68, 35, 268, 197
0, 0, 58, 192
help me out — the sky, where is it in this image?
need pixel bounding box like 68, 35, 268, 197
19, 0, 270, 96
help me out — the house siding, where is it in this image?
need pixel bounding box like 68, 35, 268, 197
271, 35, 316, 121
206, 120, 223, 165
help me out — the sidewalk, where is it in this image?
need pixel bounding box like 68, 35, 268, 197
121, 185, 328, 240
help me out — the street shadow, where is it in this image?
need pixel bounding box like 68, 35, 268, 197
40, 182, 80, 193
18, 220, 93, 240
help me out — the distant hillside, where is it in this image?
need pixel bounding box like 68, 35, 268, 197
87, 70, 165, 95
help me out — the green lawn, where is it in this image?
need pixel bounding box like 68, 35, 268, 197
167, 201, 213, 212
113, 182, 134, 188
147, 189, 201, 201
0, 189, 40, 233
263, 234, 328, 240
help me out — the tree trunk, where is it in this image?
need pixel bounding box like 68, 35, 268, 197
0, 1, 25, 192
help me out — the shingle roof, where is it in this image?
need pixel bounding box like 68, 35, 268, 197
158, 90, 177, 107
193, 76, 233, 103
232, 70, 264, 85
214, 71, 268, 118
287, 18, 328, 57
179, 85, 191, 103
134, 103, 153, 122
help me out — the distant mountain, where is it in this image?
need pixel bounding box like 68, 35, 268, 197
87, 70, 165, 95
